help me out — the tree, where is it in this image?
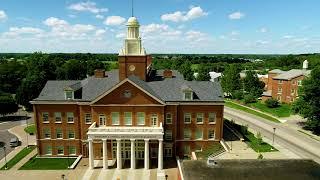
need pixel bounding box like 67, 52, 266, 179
0, 60, 27, 93
196, 64, 211, 81
221, 64, 241, 96
243, 70, 265, 97
56, 59, 87, 80
243, 94, 257, 104
293, 66, 320, 134
265, 98, 280, 108
0, 94, 18, 116
87, 59, 105, 76
179, 61, 194, 81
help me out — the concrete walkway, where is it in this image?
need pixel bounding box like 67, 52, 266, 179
0, 124, 36, 168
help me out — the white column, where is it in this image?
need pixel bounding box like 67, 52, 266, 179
158, 139, 163, 170
144, 139, 149, 170
102, 139, 108, 169
116, 139, 122, 169
130, 139, 136, 169
88, 138, 94, 169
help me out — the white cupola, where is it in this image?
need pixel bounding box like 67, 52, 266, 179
303, 60, 308, 70
119, 17, 146, 56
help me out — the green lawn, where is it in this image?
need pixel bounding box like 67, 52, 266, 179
24, 124, 36, 134
0, 146, 36, 170
19, 157, 76, 170
225, 101, 280, 123
246, 101, 291, 117
196, 143, 224, 159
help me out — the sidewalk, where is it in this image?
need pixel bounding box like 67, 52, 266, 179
0, 124, 36, 168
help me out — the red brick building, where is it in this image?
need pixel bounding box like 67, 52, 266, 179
262, 60, 311, 103
31, 17, 224, 170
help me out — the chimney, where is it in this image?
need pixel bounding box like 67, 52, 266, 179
163, 69, 173, 78
94, 69, 106, 78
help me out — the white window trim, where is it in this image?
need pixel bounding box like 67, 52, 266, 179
99, 114, 106, 126
278, 80, 283, 84
208, 130, 215, 140
67, 112, 74, 123
164, 147, 172, 157
165, 130, 173, 141
45, 146, 52, 155
196, 113, 204, 124
183, 91, 193, 100
184, 113, 191, 124
124, 112, 132, 125
166, 113, 172, 124
208, 113, 216, 124
195, 129, 203, 140
151, 114, 158, 127
42, 112, 49, 123
85, 113, 92, 124
65, 91, 74, 100
184, 129, 191, 140
56, 129, 63, 139
44, 129, 51, 139
111, 112, 120, 125
69, 147, 76, 155
57, 147, 64, 155
68, 131, 75, 139
136, 112, 145, 125
54, 112, 62, 123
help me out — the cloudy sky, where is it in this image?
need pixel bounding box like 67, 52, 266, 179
0, 0, 319, 54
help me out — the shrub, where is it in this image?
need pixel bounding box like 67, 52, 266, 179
257, 153, 264, 159
265, 98, 280, 108
232, 90, 244, 100
241, 124, 249, 135
243, 94, 257, 104
256, 132, 263, 145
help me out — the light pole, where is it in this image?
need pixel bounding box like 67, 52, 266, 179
165, 175, 168, 180
26, 113, 29, 148
61, 174, 65, 180
4, 146, 8, 169
272, 127, 276, 150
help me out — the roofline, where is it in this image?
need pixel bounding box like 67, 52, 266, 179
89, 78, 165, 105
30, 100, 87, 105
272, 74, 305, 80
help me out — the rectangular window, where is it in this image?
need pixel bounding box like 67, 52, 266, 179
124, 112, 132, 125
55, 112, 62, 123
69, 146, 76, 155
164, 147, 172, 157
111, 112, 120, 125
99, 114, 106, 126
45, 146, 52, 155
65, 91, 73, 100
166, 113, 172, 124
151, 114, 158, 127
85, 113, 91, 124
68, 130, 75, 139
208, 130, 215, 139
291, 89, 295, 95
298, 80, 302, 86
278, 80, 283, 84
56, 128, 63, 139
184, 113, 191, 124
277, 95, 282, 101
184, 91, 193, 100
57, 146, 64, 155
278, 87, 282, 93
67, 112, 74, 123
195, 129, 203, 140
184, 145, 190, 155
196, 113, 204, 124
136, 112, 145, 125
43, 128, 51, 139
208, 113, 216, 123
165, 130, 172, 141
42, 112, 49, 123
184, 129, 191, 140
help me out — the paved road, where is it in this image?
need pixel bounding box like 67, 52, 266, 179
224, 107, 320, 164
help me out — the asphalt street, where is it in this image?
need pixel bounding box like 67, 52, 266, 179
224, 107, 320, 164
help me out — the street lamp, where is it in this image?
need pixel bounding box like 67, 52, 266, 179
26, 113, 29, 148
4, 146, 8, 169
61, 174, 65, 180
165, 175, 168, 180
272, 127, 276, 150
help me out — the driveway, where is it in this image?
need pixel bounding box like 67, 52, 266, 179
224, 107, 320, 164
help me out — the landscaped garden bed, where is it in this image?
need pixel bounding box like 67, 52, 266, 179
24, 124, 36, 135
0, 146, 36, 170
19, 156, 77, 170
195, 143, 224, 159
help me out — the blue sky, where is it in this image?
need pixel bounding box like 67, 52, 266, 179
0, 0, 319, 54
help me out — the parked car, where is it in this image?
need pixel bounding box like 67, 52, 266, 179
9, 137, 19, 147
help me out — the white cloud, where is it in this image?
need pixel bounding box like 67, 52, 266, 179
229, 11, 245, 20
104, 16, 126, 26
260, 27, 268, 33
95, 14, 104, 19
68, 1, 108, 14
2, 27, 44, 38
43, 17, 68, 26
185, 30, 207, 41
0, 10, 7, 22
256, 40, 269, 45
161, 6, 208, 22
230, 31, 239, 36
141, 24, 169, 33
116, 32, 126, 39
95, 29, 106, 36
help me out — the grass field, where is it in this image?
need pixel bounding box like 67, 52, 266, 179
246, 101, 291, 117
225, 101, 280, 123
196, 143, 224, 159
19, 157, 76, 170
24, 124, 36, 134
0, 146, 36, 170
245, 132, 277, 152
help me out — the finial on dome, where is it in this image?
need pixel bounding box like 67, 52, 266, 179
131, 0, 134, 17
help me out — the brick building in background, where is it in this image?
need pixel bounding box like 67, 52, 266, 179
262, 60, 311, 103
31, 16, 224, 171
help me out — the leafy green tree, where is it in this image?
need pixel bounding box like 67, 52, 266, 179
293, 66, 320, 134
243, 70, 265, 97
265, 98, 280, 108
179, 61, 194, 81
0, 94, 18, 116
221, 64, 241, 96
87, 59, 105, 76
0, 60, 27, 93
56, 59, 87, 80
196, 64, 211, 81
243, 94, 257, 104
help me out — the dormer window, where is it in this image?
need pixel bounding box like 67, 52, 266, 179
184, 91, 193, 100
65, 91, 74, 100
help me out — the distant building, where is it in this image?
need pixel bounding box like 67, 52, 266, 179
262, 60, 311, 103
194, 71, 222, 82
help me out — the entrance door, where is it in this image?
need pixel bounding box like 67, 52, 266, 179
99, 114, 106, 126
151, 114, 158, 127
151, 148, 158, 158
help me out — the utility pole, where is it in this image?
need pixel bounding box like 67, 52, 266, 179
272, 127, 276, 148
26, 113, 29, 148
4, 146, 7, 169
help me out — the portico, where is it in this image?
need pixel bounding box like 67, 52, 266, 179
87, 122, 164, 170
